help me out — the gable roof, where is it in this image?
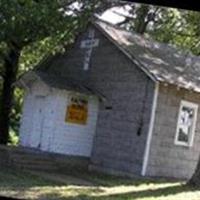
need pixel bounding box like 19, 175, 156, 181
94, 20, 200, 93
17, 71, 106, 100
18, 20, 200, 94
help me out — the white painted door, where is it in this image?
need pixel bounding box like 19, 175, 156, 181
29, 96, 46, 149
40, 96, 55, 152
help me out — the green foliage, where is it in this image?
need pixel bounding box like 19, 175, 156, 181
0, 0, 103, 143
10, 88, 23, 136
116, 4, 200, 55
0, 0, 69, 46
8, 129, 19, 146
149, 8, 200, 55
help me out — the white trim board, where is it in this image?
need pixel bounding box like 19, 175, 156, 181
141, 83, 159, 176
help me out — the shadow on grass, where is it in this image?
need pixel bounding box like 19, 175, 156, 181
37, 184, 200, 200
1, 167, 199, 200
0, 168, 64, 188
61, 168, 180, 187
0, 166, 183, 188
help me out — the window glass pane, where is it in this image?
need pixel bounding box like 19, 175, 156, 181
178, 106, 194, 143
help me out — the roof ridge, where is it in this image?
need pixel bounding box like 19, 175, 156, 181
94, 18, 200, 61
93, 18, 200, 92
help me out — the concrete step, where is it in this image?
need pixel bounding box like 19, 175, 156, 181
7, 146, 54, 158
11, 158, 55, 165
0, 145, 89, 173
8, 149, 58, 172
9, 149, 53, 157
9, 151, 52, 158
12, 160, 58, 169
9, 154, 53, 162
13, 163, 59, 171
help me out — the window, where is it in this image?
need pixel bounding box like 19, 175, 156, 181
175, 100, 198, 147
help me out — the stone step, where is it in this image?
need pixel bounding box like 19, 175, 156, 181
10, 151, 52, 158
13, 163, 59, 171
10, 158, 54, 165
8, 146, 53, 157
12, 162, 58, 170
7, 146, 43, 154
12, 151, 51, 157
8, 149, 58, 171
11, 158, 55, 165
0, 145, 89, 173
9, 154, 53, 162
13, 162, 56, 168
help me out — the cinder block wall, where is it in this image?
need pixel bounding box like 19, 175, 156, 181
147, 83, 200, 179
87, 27, 155, 176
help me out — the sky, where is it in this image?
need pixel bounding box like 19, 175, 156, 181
99, 5, 132, 24
68, 1, 134, 24
99, 7, 125, 24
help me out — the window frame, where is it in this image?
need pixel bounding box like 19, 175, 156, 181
174, 100, 198, 147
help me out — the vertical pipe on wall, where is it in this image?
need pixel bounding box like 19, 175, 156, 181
141, 82, 159, 176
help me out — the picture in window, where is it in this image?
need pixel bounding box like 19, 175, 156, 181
175, 100, 198, 147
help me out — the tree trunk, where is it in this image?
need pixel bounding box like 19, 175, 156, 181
188, 157, 200, 186
135, 5, 150, 34
0, 44, 21, 144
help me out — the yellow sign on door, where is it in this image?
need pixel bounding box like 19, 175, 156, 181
65, 96, 88, 125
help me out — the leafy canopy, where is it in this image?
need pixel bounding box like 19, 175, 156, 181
0, 0, 73, 46
0, 0, 100, 140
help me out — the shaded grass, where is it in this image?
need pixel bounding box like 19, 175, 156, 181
0, 167, 200, 200
59, 167, 178, 187
0, 168, 62, 188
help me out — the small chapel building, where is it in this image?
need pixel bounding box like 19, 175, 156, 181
17, 20, 200, 179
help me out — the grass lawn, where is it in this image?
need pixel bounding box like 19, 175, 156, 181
0, 167, 200, 200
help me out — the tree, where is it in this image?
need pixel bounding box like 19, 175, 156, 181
114, 4, 161, 34
188, 161, 200, 186
134, 4, 150, 34
0, 0, 100, 144
113, 3, 200, 55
